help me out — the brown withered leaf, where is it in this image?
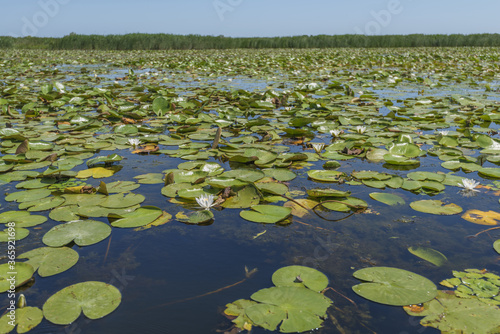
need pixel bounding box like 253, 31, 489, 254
15, 140, 29, 154
341, 147, 364, 156
121, 117, 136, 124
132, 145, 159, 154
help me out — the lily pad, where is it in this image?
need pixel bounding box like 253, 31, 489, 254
369, 192, 405, 206
100, 193, 145, 208
410, 200, 462, 215
110, 206, 164, 228
240, 205, 292, 224
42, 220, 111, 247
352, 267, 437, 306
0, 227, 29, 242
462, 210, 500, 225
307, 170, 344, 182
0, 262, 35, 293
249, 286, 332, 333
175, 210, 214, 225
43, 281, 122, 325
405, 291, 500, 333
0, 306, 43, 334
272, 265, 329, 292
408, 246, 447, 267
18, 247, 79, 277
495, 240, 500, 255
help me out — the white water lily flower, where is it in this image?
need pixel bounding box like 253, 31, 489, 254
488, 140, 500, 150
437, 130, 449, 136
196, 194, 216, 210
311, 143, 325, 153
330, 129, 342, 137
457, 178, 480, 192
128, 138, 141, 147
356, 126, 366, 134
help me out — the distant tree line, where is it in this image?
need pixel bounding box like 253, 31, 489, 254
1, 33, 500, 50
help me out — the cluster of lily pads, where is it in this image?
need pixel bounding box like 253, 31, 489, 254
0, 47, 500, 333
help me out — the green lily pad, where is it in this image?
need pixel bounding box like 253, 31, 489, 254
18, 247, 79, 277
240, 205, 292, 224
352, 267, 438, 306
42, 220, 111, 247
110, 206, 164, 228
0, 306, 43, 334
49, 205, 80, 222
222, 169, 264, 182
407, 171, 445, 182
249, 286, 332, 333
222, 186, 260, 209
43, 281, 122, 325
321, 197, 367, 212
0, 262, 35, 293
19, 196, 65, 212
133, 173, 164, 184
369, 192, 405, 206
410, 200, 462, 215
408, 246, 447, 267
0, 211, 47, 228
478, 167, 500, 178
175, 210, 214, 225
272, 265, 329, 292
307, 188, 351, 198
206, 177, 248, 188
103, 181, 140, 193
255, 181, 288, 195
307, 170, 344, 182
387, 142, 422, 158
405, 291, 500, 333
0, 227, 29, 242
263, 168, 297, 181
494, 240, 500, 255
5, 188, 52, 203
86, 154, 122, 167
100, 193, 145, 209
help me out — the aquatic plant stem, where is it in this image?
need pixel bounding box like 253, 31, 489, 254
103, 235, 112, 264
468, 226, 500, 239
148, 275, 253, 309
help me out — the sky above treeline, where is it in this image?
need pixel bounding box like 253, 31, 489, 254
2, 0, 498, 38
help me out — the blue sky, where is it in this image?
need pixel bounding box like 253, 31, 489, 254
2, 0, 498, 38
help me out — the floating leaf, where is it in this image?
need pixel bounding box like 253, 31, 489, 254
18, 247, 79, 277
369, 192, 405, 206
495, 240, 500, 255
307, 170, 344, 182
405, 291, 500, 333
410, 200, 462, 215
43, 281, 121, 325
42, 220, 111, 247
100, 193, 145, 208
110, 206, 163, 228
175, 210, 214, 225
76, 166, 121, 179
86, 154, 122, 167
408, 246, 447, 267
272, 265, 329, 292
240, 205, 292, 224
222, 186, 260, 209
0, 262, 34, 293
352, 267, 437, 306
249, 286, 332, 333
0, 227, 29, 242
0, 306, 43, 334
461, 210, 500, 226
283, 199, 318, 218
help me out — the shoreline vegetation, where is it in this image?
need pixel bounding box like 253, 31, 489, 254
1, 33, 500, 50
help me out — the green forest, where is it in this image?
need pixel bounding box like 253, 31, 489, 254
1, 33, 500, 50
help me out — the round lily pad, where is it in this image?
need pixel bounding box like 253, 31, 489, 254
249, 286, 332, 333
410, 200, 462, 215
175, 210, 214, 225
5, 188, 52, 203
0, 227, 29, 242
272, 265, 329, 292
240, 205, 292, 224
0, 262, 35, 293
0, 306, 43, 334
43, 281, 122, 325
110, 206, 164, 228
307, 170, 343, 182
42, 220, 111, 247
19, 247, 79, 277
494, 240, 500, 255
100, 193, 145, 208
263, 168, 296, 181
352, 267, 437, 306
369, 192, 405, 206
